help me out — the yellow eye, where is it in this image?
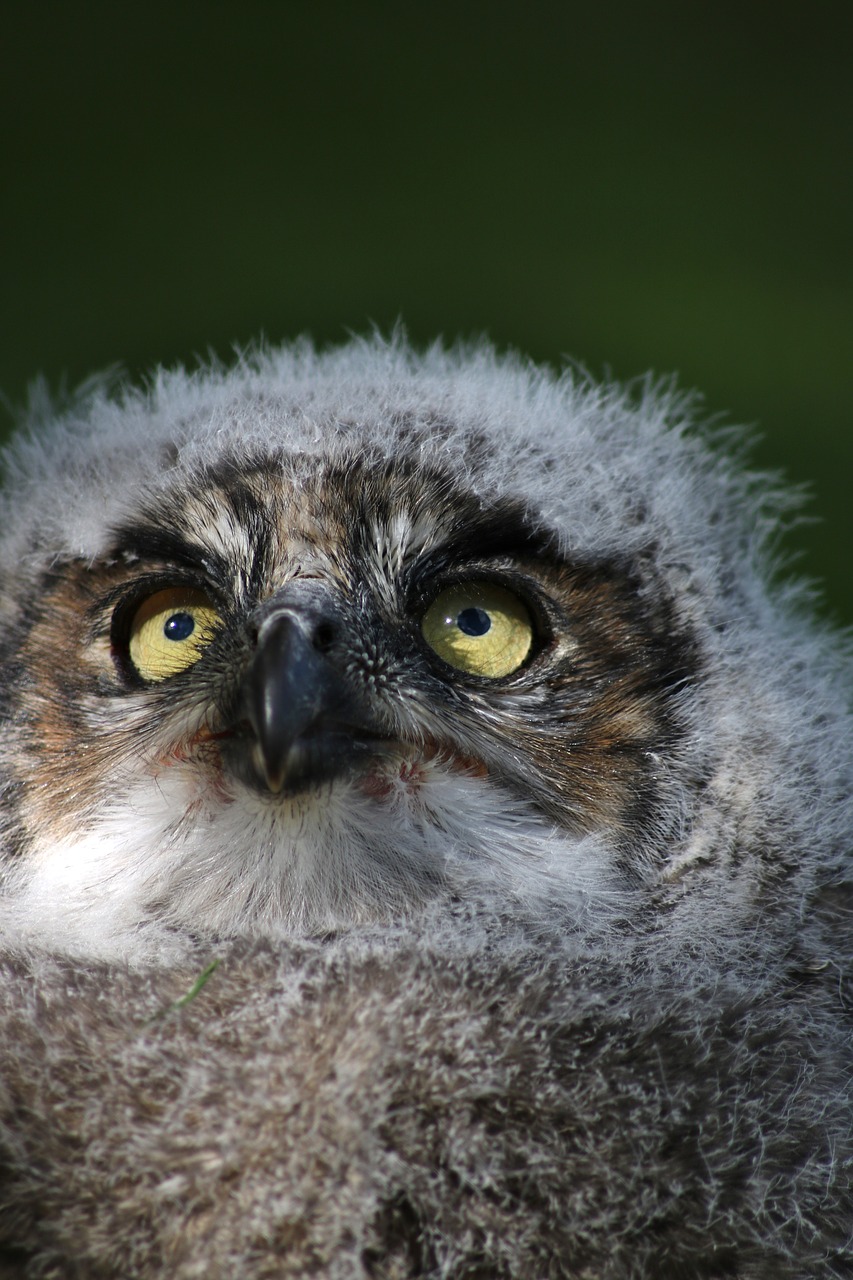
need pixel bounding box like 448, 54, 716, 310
128, 587, 222, 682
421, 581, 533, 679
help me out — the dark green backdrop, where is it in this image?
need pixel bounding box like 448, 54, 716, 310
3, 4, 851, 617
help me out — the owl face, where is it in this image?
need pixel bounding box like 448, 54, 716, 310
0, 442, 691, 960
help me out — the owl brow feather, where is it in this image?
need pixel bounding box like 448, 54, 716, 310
106, 527, 227, 577
401, 502, 557, 580
104, 463, 275, 583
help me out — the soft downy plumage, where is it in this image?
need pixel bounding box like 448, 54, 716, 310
0, 334, 850, 1278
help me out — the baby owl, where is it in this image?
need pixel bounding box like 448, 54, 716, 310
0, 335, 850, 1278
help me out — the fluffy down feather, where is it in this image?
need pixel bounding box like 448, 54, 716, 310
0, 335, 850, 1277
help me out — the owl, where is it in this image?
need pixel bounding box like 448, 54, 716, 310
0, 335, 850, 1279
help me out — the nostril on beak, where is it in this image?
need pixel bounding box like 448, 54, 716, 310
312, 621, 336, 653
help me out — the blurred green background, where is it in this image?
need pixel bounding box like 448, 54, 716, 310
2, 4, 851, 618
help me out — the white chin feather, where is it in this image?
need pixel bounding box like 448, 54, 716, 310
0, 757, 621, 965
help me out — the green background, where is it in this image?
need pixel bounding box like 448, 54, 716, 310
2, 4, 851, 618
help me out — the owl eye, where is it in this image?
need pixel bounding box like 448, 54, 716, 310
420, 581, 533, 678
127, 587, 222, 682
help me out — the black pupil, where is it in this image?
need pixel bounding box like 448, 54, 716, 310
456, 607, 491, 637
164, 612, 195, 642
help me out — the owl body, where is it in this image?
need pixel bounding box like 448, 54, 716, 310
0, 337, 850, 1276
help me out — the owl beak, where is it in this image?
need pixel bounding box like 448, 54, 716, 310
240, 605, 376, 795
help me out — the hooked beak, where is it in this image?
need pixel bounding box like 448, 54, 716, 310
240, 598, 382, 794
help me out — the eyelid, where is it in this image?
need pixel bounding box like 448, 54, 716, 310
413, 566, 552, 636
106, 571, 222, 628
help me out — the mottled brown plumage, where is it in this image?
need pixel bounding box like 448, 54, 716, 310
0, 336, 850, 1277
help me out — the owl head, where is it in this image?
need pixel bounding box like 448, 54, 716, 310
0, 336, 849, 965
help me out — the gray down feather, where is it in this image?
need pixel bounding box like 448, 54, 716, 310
0, 335, 850, 1277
